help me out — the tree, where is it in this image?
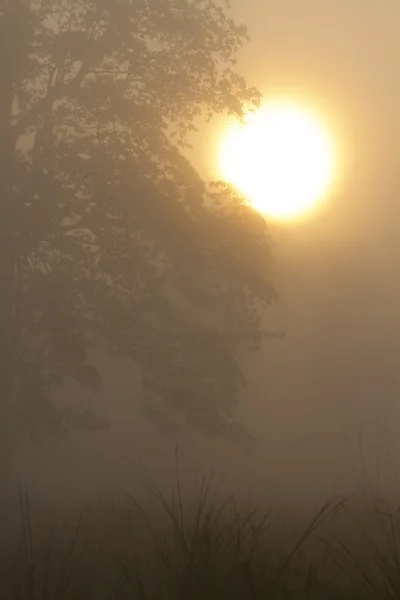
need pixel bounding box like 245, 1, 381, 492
0, 0, 280, 465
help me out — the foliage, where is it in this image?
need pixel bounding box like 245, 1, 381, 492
0, 0, 279, 453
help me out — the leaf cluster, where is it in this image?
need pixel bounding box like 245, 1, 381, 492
0, 0, 278, 449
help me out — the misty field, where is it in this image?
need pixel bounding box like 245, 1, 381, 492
1, 473, 400, 600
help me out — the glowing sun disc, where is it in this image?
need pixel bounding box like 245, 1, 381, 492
218, 102, 336, 219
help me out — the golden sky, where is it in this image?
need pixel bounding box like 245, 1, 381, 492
192, 0, 398, 238
17, 0, 400, 507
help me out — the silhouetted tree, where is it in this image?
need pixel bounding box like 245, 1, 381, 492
0, 0, 280, 464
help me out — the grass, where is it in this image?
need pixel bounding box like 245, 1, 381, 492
2, 457, 400, 599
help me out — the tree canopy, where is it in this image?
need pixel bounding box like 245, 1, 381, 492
0, 0, 280, 457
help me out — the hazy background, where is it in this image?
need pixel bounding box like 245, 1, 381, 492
8, 0, 400, 514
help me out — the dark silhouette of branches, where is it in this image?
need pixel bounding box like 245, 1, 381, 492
0, 0, 279, 461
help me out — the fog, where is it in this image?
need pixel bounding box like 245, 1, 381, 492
1, 0, 400, 533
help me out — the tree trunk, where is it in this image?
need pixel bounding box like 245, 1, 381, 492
0, 2, 21, 484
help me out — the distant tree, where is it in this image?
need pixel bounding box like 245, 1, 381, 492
0, 0, 281, 466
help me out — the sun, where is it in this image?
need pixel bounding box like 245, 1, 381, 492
218, 101, 336, 220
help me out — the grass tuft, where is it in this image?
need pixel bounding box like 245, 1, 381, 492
2, 461, 400, 599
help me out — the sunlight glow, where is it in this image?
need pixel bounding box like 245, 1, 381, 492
218, 101, 336, 220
